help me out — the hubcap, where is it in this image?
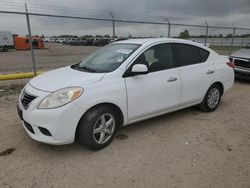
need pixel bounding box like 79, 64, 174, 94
93, 113, 115, 144
207, 87, 220, 109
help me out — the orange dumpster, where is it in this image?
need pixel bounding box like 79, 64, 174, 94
14, 36, 44, 50
14, 36, 30, 50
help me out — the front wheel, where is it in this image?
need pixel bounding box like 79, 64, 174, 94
77, 106, 118, 150
199, 84, 222, 112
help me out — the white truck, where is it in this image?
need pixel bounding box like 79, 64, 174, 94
0, 31, 14, 52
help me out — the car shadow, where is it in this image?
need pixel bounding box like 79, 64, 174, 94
28, 106, 200, 154
118, 106, 199, 133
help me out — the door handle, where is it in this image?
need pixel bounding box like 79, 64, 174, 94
167, 77, 177, 82
206, 70, 215, 74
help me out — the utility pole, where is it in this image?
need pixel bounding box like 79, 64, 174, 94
109, 11, 115, 40
25, 3, 37, 76
230, 24, 236, 55
204, 21, 209, 46
162, 17, 171, 37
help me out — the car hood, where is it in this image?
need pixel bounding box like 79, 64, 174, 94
231, 49, 250, 59
29, 66, 105, 92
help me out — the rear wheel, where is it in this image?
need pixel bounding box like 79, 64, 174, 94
77, 106, 118, 150
199, 84, 222, 112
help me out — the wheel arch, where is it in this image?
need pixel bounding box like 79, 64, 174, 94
90, 103, 124, 127
75, 102, 124, 140
212, 81, 224, 95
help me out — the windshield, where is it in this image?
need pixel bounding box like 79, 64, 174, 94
72, 43, 140, 73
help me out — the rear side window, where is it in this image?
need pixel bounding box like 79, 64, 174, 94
174, 43, 209, 67
199, 48, 209, 62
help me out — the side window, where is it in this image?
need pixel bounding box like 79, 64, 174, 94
174, 43, 200, 67
199, 48, 210, 62
132, 43, 174, 73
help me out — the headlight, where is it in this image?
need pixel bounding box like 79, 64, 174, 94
38, 87, 83, 109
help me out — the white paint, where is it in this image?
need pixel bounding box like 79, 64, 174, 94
18, 38, 234, 145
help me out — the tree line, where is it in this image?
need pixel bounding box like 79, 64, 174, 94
179, 30, 250, 38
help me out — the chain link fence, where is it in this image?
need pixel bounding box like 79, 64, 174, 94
0, 1, 250, 77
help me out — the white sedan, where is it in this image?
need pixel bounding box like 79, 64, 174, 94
17, 38, 234, 150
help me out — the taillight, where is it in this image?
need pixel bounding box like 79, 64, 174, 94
226, 61, 235, 68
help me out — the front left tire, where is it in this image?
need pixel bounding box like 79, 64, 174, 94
77, 105, 118, 150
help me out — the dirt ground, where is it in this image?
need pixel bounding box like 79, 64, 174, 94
0, 80, 249, 188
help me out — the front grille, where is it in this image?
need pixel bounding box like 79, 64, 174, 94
21, 91, 37, 109
234, 59, 250, 69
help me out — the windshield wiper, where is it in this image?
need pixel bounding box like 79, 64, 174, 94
72, 64, 96, 73
80, 66, 96, 73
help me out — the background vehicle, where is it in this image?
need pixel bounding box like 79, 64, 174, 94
84, 38, 94, 46
65, 38, 85, 46
55, 39, 64, 43
32, 37, 44, 49
0, 31, 14, 52
17, 38, 234, 150
93, 38, 111, 46
230, 43, 250, 80
43, 38, 52, 43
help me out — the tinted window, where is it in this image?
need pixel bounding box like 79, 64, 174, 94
174, 43, 200, 67
132, 43, 174, 72
199, 48, 209, 62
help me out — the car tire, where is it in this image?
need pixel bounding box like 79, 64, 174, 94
77, 105, 118, 150
199, 84, 222, 112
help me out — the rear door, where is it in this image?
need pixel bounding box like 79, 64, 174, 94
173, 43, 215, 105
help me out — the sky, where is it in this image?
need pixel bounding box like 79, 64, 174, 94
0, 0, 250, 37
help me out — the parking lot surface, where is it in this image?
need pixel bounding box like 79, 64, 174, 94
0, 44, 100, 74
0, 81, 249, 187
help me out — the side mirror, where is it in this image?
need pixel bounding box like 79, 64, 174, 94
131, 64, 148, 75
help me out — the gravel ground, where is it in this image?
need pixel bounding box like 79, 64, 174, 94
0, 43, 100, 74
0, 81, 249, 188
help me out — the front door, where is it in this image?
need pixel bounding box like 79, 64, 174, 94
125, 43, 181, 121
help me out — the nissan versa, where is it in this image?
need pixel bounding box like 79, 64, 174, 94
17, 38, 234, 150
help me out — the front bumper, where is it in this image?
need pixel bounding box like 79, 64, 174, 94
17, 83, 84, 145
234, 67, 250, 80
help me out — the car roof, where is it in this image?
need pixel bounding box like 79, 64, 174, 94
114, 38, 212, 52
114, 38, 174, 45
